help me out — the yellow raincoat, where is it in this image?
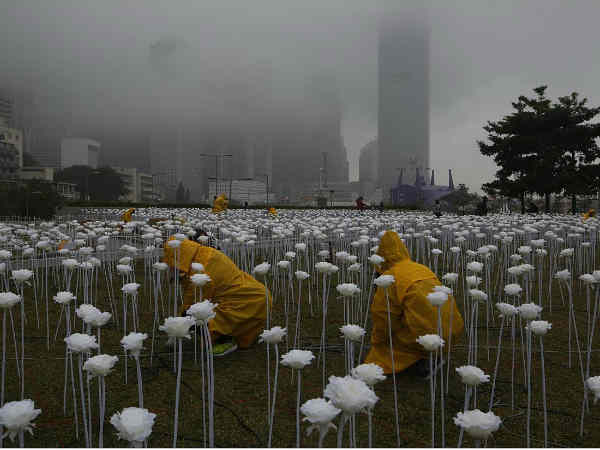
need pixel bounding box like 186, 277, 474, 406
212, 194, 229, 214
163, 238, 271, 348
268, 207, 277, 216
583, 209, 596, 221
365, 230, 464, 374
121, 208, 135, 223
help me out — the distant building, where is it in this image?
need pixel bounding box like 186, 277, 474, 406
0, 96, 12, 127
60, 138, 100, 169
112, 166, 156, 203
19, 166, 54, 181
0, 125, 23, 172
378, 4, 430, 198
391, 168, 455, 206
208, 179, 267, 205
358, 139, 378, 197
0, 142, 20, 179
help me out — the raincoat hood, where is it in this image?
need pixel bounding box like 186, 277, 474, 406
377, 230, 410, 271
163, 237, 203, 274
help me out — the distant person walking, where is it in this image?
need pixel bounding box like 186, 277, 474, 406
433, 199, 442, 217
527, 202, 539, 214
477, 196, 488, 216
356, 196, 367, 210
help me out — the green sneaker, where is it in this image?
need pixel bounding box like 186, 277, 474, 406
212, 341, 238, 357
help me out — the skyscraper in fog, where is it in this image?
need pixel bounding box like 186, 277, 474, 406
377, 4, 429, 198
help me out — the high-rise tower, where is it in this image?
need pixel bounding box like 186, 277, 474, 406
377, 3, 430, 198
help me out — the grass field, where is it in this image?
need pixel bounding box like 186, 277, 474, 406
3, 263, 600, 448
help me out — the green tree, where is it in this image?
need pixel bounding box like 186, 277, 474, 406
55, 165, 129, 201
0, 180, 63, 218
479, 86, 600, 213
440, 184, 479, 215
551, 93, 600, 213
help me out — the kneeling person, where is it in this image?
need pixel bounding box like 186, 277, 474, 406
163, 235, 271, 355
365, 230, 464, 376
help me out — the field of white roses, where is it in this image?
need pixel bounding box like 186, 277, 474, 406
0, 207, 599, 448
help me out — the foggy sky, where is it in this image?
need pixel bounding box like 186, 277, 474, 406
2, 0, 600, 192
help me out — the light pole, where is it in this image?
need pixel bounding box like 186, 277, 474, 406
200, 154, 232, 197
256, 173, 269, 207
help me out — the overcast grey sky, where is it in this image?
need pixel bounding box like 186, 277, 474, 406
2, 0, 600, 191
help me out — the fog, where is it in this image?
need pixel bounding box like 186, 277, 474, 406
2, 0, 600, 192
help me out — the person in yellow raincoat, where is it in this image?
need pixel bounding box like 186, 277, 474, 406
365, 230, 464, 375
162, 235, 271, 353
211, 194, 229, 213
121, 208, 135, 223
583, 208, 596, 221
268, 207, 277, 216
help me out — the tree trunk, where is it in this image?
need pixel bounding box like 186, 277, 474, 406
571, 195, 577, 214
545, 194, 551, 213
521, 193, 526, 214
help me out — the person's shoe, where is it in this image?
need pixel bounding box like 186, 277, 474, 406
212, 341, 238, 357
413, 359, 429, 378
412, 358, 445, 380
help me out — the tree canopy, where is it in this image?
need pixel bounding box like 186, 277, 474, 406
55, 165, 129, 201
478, 86, 600, 212
440, 184, 479, 214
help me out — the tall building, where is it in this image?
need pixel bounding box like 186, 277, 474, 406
358, 139, 378, 196
0, 96, 12, 127
60, 138, 100, 169
377, 4, 430, 198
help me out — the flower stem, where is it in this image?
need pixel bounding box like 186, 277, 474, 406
173, 338, 182, 448
268, 344, 280, 448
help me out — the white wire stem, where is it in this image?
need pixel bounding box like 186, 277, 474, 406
429, 352, 435, 448
202, 323, 215, 448
489, 315, 506, 410
0, 310, 5, 448
135, 355, 144, 408
99, 376, 105, 448
357, 268, 376, 363
446, 291, 456, 392
582, 287, 600, 437
78, 353, 90, 448
267, 343, 280, 448
19, 284, 25, 400
200, 324, 207, 448
526, 323, 532, 449
436, 306, 445, 449
540, 336, 548, 448
336, 413, 348, 448
296, 370, 302, 448
367, 408, 373, 448
384, 287, 401, 446
294, 280, 303, 349
173, 338, 183, 448
457, 386, 471, 448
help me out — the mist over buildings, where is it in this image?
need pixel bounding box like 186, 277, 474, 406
2, 0, 600, 200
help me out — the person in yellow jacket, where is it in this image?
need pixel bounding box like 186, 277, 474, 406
365, 230, 464, 375
162, 235, 271, 355
121, 208, 135, 223
211, 194, 229, 213
583, 208, 596, 221
268, 207, 277, 216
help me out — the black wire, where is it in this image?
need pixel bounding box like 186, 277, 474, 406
154, 353, 265, 447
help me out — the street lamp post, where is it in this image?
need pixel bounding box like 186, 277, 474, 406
200, 154, 233, 197
256, 173, 269, 207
